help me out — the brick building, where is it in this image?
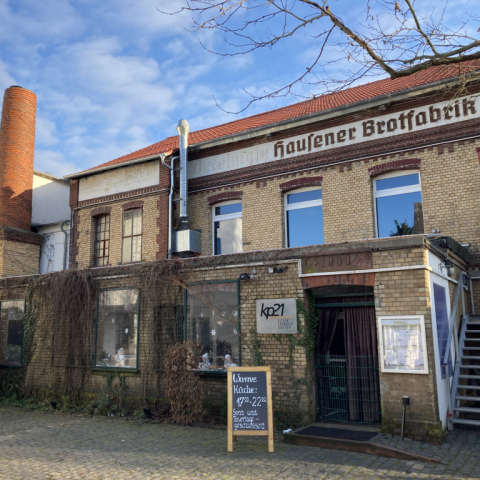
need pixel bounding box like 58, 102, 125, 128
2, 64, 480, 442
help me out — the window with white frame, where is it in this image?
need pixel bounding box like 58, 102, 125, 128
122, 209, 142, 263
285, 187, 324, 248
374, 171, 424, 238
213, 202, 242, 255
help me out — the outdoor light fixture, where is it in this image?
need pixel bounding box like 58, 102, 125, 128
379, 104, 387, 111
440, 259, 454, 277
238, 273, 250, 281
268, 267, 284, 274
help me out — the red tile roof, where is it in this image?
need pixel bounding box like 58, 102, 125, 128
79, 61, 480, 176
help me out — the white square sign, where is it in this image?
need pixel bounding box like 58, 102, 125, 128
256, 298, 297, 334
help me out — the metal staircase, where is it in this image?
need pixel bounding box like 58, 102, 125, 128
450, 315, 480, 427
444, 271, 480, 428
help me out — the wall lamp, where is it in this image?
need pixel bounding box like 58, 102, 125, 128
440, 259, 454, 277
268, 267, 284, 274
238, 273, 250, 281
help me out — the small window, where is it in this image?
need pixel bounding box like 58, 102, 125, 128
122, 209, 142, 263
285, 187, 324, 248
374, 172, 424, 238
94, 215, 110, 266
213, 202, 242, 255
186, 281, 240, 371
0, 300, 25, 367
95, 289, 139, 369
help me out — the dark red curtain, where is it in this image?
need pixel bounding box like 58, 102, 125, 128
316, 308, 338, 355
344, 300, 381, 423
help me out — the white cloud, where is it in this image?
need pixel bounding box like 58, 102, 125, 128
35, 116, 59, 147
34, 150, 77, 177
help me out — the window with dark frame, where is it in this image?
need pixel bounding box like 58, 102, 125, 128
94, 215, 110, 266
0, 300, 25, 367
122, 209, 142, 263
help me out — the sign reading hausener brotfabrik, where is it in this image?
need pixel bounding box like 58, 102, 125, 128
301, 251, 373, 275
188, 94, 479, 179
256, 298, 297, 334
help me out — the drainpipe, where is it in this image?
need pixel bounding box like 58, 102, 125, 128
60, 221, 70, 270
176, 119, 190, 230
161, 154, 179, 260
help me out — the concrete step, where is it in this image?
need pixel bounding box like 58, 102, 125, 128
466, 315, 480, 323
459, 375, 480, 380
456, 395, 480, 402
453, 406, 480, 414
460, 365, 480, 369
451, 418, 480, 427
463, 347, 480, 351
461, 356, 480, 360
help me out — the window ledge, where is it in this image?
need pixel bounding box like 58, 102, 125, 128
194, 370, 228, 378
92, 368, 139, 376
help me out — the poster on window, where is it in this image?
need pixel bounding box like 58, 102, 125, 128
377, 316, 428, 374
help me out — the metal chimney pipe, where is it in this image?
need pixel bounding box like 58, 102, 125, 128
176, 119, 190, 231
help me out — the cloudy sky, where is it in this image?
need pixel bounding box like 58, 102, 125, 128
0, 0, 478, 177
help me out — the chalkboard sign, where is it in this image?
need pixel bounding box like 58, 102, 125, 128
227, 366, 273, 452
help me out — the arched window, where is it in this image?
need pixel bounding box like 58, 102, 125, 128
374, 171, 424, 238
212, 201, 242, 255
94, 214, 110, 266
284, 187, 324, 248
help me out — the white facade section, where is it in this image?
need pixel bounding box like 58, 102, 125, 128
38, 223, 70, 274
188, 94, 479, 179
32, 173, 70, 226
79, 160, 160, 201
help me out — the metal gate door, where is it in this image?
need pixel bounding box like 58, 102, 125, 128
316, 354, 381, 424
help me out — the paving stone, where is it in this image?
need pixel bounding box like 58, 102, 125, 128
0, 407, 479, 479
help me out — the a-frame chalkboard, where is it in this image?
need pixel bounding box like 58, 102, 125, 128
227, 366, 274, 452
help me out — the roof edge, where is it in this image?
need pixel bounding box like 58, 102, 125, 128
65, 69, 480, 180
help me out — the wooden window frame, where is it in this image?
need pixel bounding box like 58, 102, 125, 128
94, 214, 110, 267
122, 208, 143, 263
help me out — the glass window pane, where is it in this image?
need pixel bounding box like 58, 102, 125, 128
376, 192, 424, 238
287, 205, 324, 248
132, 211, 142, 235
287, 189, 322, 204
376, 173, 419, 191
214, 203, 242, 216
122, 237, 132, 263
1, 300, 25, 367
123, 212, 132, 236
214, 218, 242, 255
96, 290, 139, 369
186, 282, 239, 371
433, 283, 453, 379
132, 236, 141, 262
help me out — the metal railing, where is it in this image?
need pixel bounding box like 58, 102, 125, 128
442, 271, 475, 423
315, 354, 381, 424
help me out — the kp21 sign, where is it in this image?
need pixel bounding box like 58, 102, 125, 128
256, 298, 297, 334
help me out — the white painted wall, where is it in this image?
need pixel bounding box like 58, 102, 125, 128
78, 160, 160, 201
32, 173, 70, 226
38, 223, 70, 274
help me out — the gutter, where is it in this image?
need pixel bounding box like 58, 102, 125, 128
64, 70, 480, 180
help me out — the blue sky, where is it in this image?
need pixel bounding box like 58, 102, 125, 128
0, 0, 478, 177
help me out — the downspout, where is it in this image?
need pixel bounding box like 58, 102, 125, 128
161, 154, 179, 260
60, 221, 70, 270
176, 119, 190, 230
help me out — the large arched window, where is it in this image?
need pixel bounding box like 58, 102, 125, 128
284, 187, 324, 248
374, 171, 424, 238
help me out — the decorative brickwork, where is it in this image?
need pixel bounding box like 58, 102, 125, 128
279, 176, 323, 193
0, 86, 36, 231
90, 206, 112, 217
122, 200, 144, 211
207, 191, 243, 205
368, 158, 421, 177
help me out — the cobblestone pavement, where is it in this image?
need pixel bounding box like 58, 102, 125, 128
0, 407, 479, 480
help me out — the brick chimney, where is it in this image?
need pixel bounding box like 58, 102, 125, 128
0, 86, 36, 231
0, 86, 43, 277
